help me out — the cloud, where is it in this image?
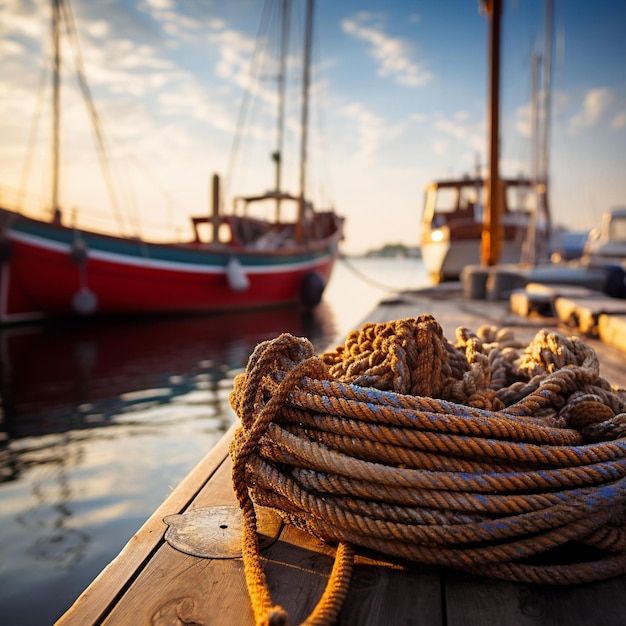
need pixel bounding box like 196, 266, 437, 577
514, 89, 569, 139
434, 115, 483, 152
209, 28, 256, 87
612, 112, 626, 130
0, 1, 46, 38
0, 39, 25, 56
341, 13, 431, 87
158, 83, 241, 137
145, 0, 174, 9
568, 87, 613, 134
138, 0, 203, 43
67, 34, 183, 99
432, 138, 450, 155
83, 19, 111, 39
341, 102, 387, 162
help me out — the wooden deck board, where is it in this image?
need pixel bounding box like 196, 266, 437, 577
444, 570, 626, 626
554, 294, 626, 336
57, 287, 626, 626
599, 313, 626, 354
339, 562, 442, 626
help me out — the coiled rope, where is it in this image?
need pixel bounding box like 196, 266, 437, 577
229, 315, 626, 626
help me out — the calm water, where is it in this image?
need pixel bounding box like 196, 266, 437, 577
0, 256, 428, 625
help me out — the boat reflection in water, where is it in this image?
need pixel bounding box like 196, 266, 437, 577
0, 304, 336, 623
1, 306, 335, 439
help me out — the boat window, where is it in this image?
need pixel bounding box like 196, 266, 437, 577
506, 185, 535, 213
433, 188, 458, 213
610, 217, 626, 242
459, 188, 478, 208
242, 198, 299, 223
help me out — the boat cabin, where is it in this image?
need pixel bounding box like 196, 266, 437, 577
420, 177, 549, 281
584, 207, 626, 268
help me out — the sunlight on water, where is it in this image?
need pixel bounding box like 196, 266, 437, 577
325, 255, 430, 342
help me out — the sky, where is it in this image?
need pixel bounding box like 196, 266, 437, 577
1, 0, 625, 254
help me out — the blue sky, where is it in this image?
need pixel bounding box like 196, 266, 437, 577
1, 0, 625, 254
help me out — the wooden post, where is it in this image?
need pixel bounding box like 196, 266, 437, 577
211, 173, 220, 243
481, 0, 503, 267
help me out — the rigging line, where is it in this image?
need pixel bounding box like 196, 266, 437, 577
309, 4, 334, 210
224, 0, 277, 205
60, 0, 132, 238
110, 135, 177, 233
338, 253, 405, 295
18, 38, 50, 213
275, 0, 291, 199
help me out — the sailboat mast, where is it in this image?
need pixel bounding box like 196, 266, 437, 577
481, 0, 502, 267
298, 0, 314, 228
523, 50, 541, 266
51, 0, 62, 219
274, 0, 291, 220
539, 0, 553, 238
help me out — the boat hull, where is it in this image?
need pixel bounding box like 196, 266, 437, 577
583, 207, 626, 271
422, 239, 524, 282
0, 211, 341, 323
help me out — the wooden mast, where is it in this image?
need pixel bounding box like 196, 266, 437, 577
297, 0, 314, 241
481, 0, 503, 267
273, 0, 291, 221
51, 0, 62, 221
539, 0, 553, 245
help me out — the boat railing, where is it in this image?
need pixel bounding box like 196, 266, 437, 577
0, 185, 50, 222
0, 184, 196, 244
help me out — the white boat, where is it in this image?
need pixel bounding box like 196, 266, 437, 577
420, 176, 549, 282
583, 207, 626, 269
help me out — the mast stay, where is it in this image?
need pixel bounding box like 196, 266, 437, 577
45, 0, 128, 234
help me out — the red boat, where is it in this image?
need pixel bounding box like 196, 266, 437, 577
0, 198, 343, 323
0, 0, 343, 324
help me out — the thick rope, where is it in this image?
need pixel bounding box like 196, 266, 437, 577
229, 315, 626, 625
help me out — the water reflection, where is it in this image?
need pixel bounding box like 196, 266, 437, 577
14, 431, 87, 569
0, 304, 336, 623
0, 305, 334, 439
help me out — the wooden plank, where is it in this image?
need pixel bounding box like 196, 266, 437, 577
338, 561, 443, 626
98, 458, 258, 625
554, 295, 626, 335
55, 422, 238, 626
509, 284, 599, 319
599, 313, 626, 355
510, 290, 546, 318
590, 332, 626, 386
445, 569, 626, 626
524, 283, 598, 299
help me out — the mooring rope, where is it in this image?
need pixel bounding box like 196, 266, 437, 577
229, 315, 626, 626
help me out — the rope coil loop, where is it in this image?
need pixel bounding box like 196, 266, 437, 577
230, 315, 626, 626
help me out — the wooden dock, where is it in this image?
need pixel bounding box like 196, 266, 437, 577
56, 285, 626, 626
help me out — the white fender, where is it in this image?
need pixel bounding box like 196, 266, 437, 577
226, 257, 250, 292
72, 287, 98, 315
